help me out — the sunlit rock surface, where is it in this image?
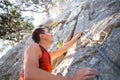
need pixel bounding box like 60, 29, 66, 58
0, 0, 120, 80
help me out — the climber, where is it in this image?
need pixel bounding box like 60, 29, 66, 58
20, 27, 98, 80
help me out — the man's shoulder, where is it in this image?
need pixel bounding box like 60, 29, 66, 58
26, 42, 41, 54
26, 42, 42, 57
29, 42, 40, 48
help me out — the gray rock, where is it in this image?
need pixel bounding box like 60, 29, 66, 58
0, 35, 32, 80
0, 0, 120, 80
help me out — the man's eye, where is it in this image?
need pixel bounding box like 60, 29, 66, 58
48, 30, 51, 33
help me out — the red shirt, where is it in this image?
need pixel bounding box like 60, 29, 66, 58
20, 45, 51, 80
39, 45, 51, 72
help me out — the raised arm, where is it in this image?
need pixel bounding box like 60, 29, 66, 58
50, 32, 83, 61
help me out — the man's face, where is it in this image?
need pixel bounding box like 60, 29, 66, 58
42, 28, 53, 44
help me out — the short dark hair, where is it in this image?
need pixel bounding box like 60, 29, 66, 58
32, 28, 45, 43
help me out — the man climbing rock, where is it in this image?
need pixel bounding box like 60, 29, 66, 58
20, 27, 98, 80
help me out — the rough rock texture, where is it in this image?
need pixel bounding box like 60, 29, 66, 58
0, 35, 32, 80
0, 0, 120, 80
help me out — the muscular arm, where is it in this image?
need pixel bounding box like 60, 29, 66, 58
24, 43, 71, 80
50, 32, 82, 61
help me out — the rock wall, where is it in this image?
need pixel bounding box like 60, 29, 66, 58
0, 35, 32, 80
51, 0, 120, 79
0, 0, 120, 80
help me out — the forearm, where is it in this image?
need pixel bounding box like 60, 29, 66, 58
50, 40, 77, 61
50, 46, 70, 60
63, 35, 79, 48
25, 66, 71, 80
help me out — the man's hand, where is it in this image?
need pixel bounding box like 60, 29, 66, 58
76, 32, 83, 39
71, 68, 98, 80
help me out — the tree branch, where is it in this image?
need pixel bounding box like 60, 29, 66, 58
19, 9, 46, 13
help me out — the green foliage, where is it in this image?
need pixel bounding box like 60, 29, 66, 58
0, 0, 34, 42
17, 0, 53, 16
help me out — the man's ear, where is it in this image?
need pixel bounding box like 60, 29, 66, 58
39, 34, 45, 39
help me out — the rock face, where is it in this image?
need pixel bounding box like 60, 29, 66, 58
0, 35, 32, 80
0, 0, 120, 80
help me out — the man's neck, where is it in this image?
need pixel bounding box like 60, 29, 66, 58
39, 41, 51, 51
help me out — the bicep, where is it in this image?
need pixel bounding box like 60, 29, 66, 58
49, 46, 68, 61
25, 51, 39, 68
24, 44, 42, 70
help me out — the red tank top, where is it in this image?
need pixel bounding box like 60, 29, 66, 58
20, 45, 51, 80
39, 45, 51, 72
